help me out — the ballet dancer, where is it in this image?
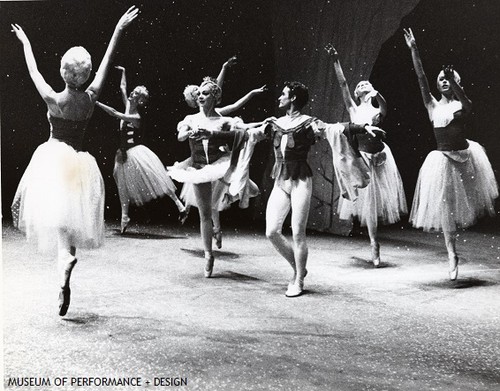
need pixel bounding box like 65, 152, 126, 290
10, 6, 139, 316
96, 66, 186, 233
404, 28, 498, 280
169, 78, 266, 277
325, 44, 407, 267
265, 81, 385, 297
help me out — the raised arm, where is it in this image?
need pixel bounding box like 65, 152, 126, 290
325, 44, 356, 112
403, 28, 434, 108
218, 85, 267, 115
11, 24, 57, 106
86, 6, 139, 102
443, 65, 472, 114
96, 101, 140, 126
115, 66, 128, 107
365, 89, 388, 123
216, 55, 237, 88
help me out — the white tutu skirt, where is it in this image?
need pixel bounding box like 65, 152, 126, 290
410, 140, 498, 232
113, 145, 177, 206
11, 139, 105, 253
168, 155, 231, 184
339, 143, 407, 226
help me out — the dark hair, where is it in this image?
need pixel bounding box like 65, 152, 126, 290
284, 81, 309, 109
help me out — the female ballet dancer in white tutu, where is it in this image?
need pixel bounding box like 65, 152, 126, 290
265, 81, 385, 297
96, 66, 186, 233
169, 78, 266, 277
179, 56, 266, 245
404, 28, 498, 280
10, 6, 138, 316
326, 44, 407, 267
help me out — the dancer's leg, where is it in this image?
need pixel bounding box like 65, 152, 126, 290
444, 230, 458, 280
289, 178, 312, 286
265, 185, 294, 271
212, 209, 222, 249
366, 217, 380, 267
193, 182, 215, 276
165, 188, 186, 213
57, 230, 77, 316
115, 173, 131, 233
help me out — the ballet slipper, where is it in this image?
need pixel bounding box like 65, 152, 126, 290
448, 254, 459, 281
213, 230, 222, 249
371, 241, 381, 267
204, 254, 215, 278
59, 258, 77, 316
121, 216, 130, 234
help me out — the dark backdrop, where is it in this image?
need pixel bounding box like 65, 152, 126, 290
2, 0, 499, 231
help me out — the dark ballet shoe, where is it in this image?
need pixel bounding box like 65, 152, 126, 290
58, 257, 77, 316
213, 230, 222, 249
58, 286, 71, 316
204, 255, 215, 278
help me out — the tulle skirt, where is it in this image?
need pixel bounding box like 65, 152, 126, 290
113, 145, 177, 206
11, 139, 105, 253
410, 140, 498, 232
339, 143, 407, 226
171, 151, 259, 211
168, 154, 231, 184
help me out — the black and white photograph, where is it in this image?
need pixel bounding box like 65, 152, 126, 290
2, 0, 499, 390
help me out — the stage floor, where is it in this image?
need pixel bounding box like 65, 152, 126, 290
3, 220, 500, 390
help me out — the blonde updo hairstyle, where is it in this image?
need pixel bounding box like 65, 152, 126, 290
183, 85, 199, 108
200, 76, 222, 104
132, 85, 150, 106
60, 46, 92, 88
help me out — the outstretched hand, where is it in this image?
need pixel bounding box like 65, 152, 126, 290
324, 43, 339, 60
251, 85, 267, 95
442, 65, 455, 81
264, 116, 277, 124
11, 24, 30, 45
403, 28, 416, 49
224, 55, 238, 68
365, 125, 386, 139
116, 6, 139, 31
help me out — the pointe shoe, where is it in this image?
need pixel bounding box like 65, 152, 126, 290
120, 216, 130, 234
213, 230, 222, 249
288, 269, 308, 290
204, 255, 215, 278
58, 258, 77, 316
449, 255, 459, 281
285, 280, 304, 298
371, 242, 381, 268
178, 208, 189, 225
58, 286, 71, 316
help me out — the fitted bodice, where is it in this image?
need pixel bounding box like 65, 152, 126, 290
431, 101, 469, 151
350, 105, 384, 154
49, 113, 89, 151
119, 122, 141, 150
178, 114, 241, 168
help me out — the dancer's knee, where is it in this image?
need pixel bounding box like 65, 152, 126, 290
266, 226, 281, 241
